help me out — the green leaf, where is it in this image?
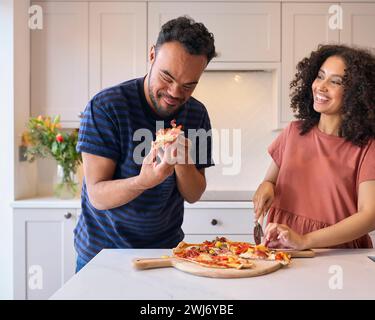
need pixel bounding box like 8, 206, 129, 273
53, 115, 61, 124
51, 141, 58, 154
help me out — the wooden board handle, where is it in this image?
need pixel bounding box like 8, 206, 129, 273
132, 257, 174, 270
289, 249, 315, 258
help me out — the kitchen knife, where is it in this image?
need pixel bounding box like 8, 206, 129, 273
253, 214, 264, 245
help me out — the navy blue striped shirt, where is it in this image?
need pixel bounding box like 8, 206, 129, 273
74, 77, 214, 263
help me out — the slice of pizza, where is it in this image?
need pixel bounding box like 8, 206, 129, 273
194, 237, 291, 266
172, 239, 254, 269
236, 243, 291, 266
153, 119, 183, 149
202, 237, 291, 265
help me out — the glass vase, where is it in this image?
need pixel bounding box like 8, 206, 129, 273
54, 164, 78, 199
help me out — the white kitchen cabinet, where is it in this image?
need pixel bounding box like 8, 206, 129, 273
31, 2, 89, 125
182, 202, 255, 243
341, 3, 375, 49
148, 2, 281, 67
280, 3, 340, 127
31, 1, 147, 125
13, 208, 78, 300
89, 2, 147, 98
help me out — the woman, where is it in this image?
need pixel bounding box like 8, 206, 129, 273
253, 44, 375, 249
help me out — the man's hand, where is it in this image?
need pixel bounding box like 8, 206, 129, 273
135, 144, 175, 189
175, 133, 193, 165
158, 133, 193, 165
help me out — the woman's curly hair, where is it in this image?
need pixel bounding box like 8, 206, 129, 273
290, 44, 375, 146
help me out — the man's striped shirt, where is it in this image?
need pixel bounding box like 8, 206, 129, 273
75, 77, 214, 263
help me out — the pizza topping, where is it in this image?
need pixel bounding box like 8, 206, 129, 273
215, 241, 222, 248
172, 238, 291, 269
153, 119, 183, 149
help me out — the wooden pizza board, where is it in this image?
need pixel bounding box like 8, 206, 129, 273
133, 256, 283, 278
280, 249, 315, 258
132, 249, 314, 279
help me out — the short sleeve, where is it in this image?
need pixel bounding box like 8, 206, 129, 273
268, 122, 293, 168
358, 139, 375, 184
192, 111, 215, 170
76, 98, 121, 161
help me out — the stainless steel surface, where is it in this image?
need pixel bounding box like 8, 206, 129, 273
253, 221, 264, 245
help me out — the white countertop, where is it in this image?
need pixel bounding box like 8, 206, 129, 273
50, 248, 375, 300
11, 195, 254, 209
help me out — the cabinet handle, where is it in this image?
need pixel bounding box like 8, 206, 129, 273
211, 219, 218, 226
64, 212, 72, 219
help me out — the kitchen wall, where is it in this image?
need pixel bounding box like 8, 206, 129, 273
194, 70, 279, 192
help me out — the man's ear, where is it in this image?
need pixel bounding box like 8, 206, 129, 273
149, 45, 156, 64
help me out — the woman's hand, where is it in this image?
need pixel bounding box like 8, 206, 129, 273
264, 223, 308, 250
253, 181, 275, 220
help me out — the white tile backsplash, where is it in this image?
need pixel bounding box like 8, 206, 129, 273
193, 70, 280, 191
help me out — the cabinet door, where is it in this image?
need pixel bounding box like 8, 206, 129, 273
341, 3, 375, 50
148, 2, 281, 66
13, 208, 77, 300
280, 3, 339, 127
31, 2, 89, 125
89, 2, 147, 98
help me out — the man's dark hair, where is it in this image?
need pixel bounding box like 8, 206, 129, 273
155, 16, 217, 64
290, 44, 375, 146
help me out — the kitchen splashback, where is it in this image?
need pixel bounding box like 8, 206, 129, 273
193, 70, 280, 192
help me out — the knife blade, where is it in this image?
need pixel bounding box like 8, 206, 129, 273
253, 215, 264, 245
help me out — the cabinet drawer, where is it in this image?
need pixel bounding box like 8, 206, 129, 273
182, 209, 254, 234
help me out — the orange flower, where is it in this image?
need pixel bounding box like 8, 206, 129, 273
21, 131, 32, 146
44, 117, 51, 128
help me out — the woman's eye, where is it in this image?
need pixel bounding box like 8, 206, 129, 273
317, 74, 324, 80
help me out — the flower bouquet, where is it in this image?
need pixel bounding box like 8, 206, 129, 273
22, 115, 82, 199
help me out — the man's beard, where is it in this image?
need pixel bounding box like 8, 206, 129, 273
148, 69, 183, 118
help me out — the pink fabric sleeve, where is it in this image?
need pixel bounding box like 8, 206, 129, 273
358, 139, 375, 184
268, 122, 293, 168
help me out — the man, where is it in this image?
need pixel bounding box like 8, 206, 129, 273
75, 16, 217, 272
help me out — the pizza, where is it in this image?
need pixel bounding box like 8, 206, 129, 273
153, 119, 183, 149
172, 237, 291, 270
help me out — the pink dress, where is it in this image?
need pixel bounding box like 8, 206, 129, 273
267, 121, 375, 248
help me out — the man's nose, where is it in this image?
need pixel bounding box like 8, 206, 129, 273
167, 82, 183, 98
